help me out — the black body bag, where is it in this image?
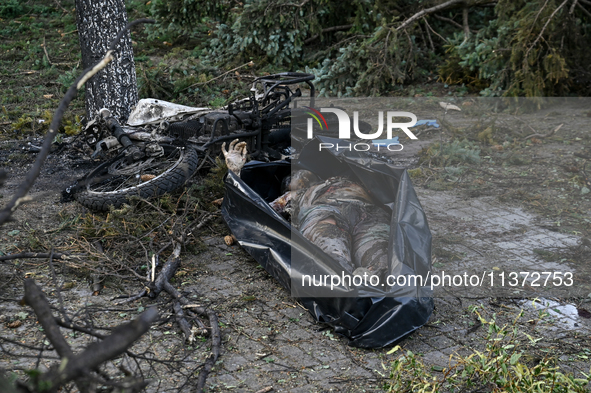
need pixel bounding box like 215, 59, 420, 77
221, 136, 433, 348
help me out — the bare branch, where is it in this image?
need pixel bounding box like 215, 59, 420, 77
523, 123, 563, 140
424, 17, 449, 43
37, 308, 159, 389
397, 0, 464, 31
524, 0, 570, 61
462, 6, 470, 42
148, 242, 182, 298
576, 2, 591, 17
423, 18, 435, 51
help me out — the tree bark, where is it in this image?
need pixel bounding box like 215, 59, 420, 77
75, 0, 138, 122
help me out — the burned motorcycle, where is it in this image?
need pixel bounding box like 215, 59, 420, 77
67, 72, 317, 211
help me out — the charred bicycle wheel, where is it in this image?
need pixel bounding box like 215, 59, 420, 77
74, 144, 199, 211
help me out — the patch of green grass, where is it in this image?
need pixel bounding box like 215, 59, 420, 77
384, 310, 591, 392
421, 139, 481, 167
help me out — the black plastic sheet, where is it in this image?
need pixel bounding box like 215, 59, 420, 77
221, 137, 433, 348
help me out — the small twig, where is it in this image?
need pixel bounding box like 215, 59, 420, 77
423, 17, 449, 43
181, 62, 255, 91
8, 70, 38, 75
433, 14, 463, 30
255, 387, 274, 393
53, 0, 69, 14
42, 37, 79, 67
523, 123, 563, 140
423, 18, 435, 51
304, 24, 354, 44
0, 251, 75, 262
570, 0, 579, 13
114, 289, 147, 304
163, 282, 221, 393
151, 254, 156, 282
47, 248, 71, 324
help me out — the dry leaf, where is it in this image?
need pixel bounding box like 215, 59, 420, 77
491, 145, 504, 151
530, 138, 542, 144
439, 102, 461, 112
212, 198, 224, 206
61, 282, 75, 290
6, 320, 22, 329
140, 174, 156, 182
43, 94, 53, 99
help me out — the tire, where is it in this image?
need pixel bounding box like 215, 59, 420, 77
74, 145, 199, 211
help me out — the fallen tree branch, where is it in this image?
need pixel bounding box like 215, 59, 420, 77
524, 0, 569, 61
398, 0, 497, 31
23, 279, 74, 359
148, 242, 181, 299
162, 282, 221, 393
0, 18, 155, 227
523, 123, 563, 140
397, 0, 464, 31
23, 279, 159, 391
37, 307, 158, 390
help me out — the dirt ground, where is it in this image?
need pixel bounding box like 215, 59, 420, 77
1, 97, 591, 392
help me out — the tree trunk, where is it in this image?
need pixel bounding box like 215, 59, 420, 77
75, 0, 138, 122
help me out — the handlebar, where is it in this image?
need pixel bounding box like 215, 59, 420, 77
253, 72, 316, 107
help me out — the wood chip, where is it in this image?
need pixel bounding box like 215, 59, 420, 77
439, 102, 461, 111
